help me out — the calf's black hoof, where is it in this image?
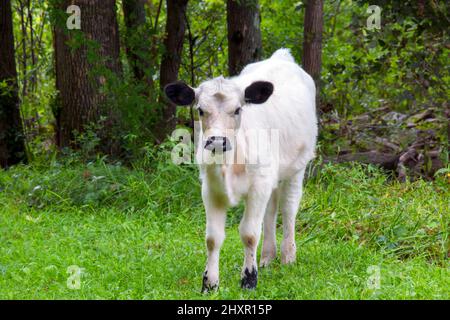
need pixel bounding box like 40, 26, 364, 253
201, 271, 218, 293
240, 267, 258, 289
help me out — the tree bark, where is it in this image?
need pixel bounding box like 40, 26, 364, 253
158, 0, 188, 142
53, 0, 122, 154
226, 0, 262, 76
0, 0, 27, 167
122, 0, 153, 87
302, 0, 323, 110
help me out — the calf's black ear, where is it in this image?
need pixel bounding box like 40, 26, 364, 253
164, 81, 195, 106
244, 81, 274, 104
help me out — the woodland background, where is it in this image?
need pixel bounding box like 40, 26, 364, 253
0, 0, 448, 177
0, 0, 448, 299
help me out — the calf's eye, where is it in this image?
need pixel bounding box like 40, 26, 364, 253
198, 108, 204, 116
234, 107, 242, 115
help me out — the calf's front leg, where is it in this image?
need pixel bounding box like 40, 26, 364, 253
240, 181, 273, 289
201, 190, 227, 293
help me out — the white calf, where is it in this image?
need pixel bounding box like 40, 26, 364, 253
165, 48, 318, 291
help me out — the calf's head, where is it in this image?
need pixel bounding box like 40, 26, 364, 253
164, 77, 273, 153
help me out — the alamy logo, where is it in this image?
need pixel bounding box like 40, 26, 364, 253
366, 5, 381, 30
66, 5, 81, 30
366, 265, 381, 290
170, 123, 280, 166
66, 265, 82, 289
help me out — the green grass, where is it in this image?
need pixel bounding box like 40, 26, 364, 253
0, 155, 448, 299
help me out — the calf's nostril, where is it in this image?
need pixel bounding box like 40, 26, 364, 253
204, 136, 232, 151
223, 137, 232, 151
204, 139, 213, 149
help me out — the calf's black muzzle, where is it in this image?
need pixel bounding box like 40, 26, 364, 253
204, 136, 232, 153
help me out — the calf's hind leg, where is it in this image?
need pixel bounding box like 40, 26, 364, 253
280, 169, 305, 264
260, 189, 279, 267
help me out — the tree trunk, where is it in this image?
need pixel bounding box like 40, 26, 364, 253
53, 0, 122, 155
158, 0, 188, 142
302, 0, 323, 110
122, 0, 153, 87
226, 0, 262, 76
0, 0, 27, 168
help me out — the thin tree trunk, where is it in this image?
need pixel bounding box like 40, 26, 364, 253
53, 0, 122, 155
0, 0, 27, 167
158, 0, 188, 142
153, 0, 163, 30
302, 0, 323, 110
18, 0, 28, 98
27, 0, 37, 92
185, 12, 195, 130
122, 0, 153, 87
226, 0, 262, 76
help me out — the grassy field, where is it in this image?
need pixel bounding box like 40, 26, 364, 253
0, 154, 448, 299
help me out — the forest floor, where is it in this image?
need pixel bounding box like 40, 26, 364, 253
0, 158, 448, 299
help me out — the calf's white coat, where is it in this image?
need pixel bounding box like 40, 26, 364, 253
172, 48, 317, 290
